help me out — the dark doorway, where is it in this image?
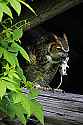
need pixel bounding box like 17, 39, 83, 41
21, 3, 83, 94
41, 3, 83, 94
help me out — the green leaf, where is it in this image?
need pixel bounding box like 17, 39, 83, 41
10, 92, 31, 116
4, 50, 18, 65
5, 63, 10, 72
7, 102, 16, 118
8, 47, 18, 53
8, 103, 26, 125
0, 47, 4, 58
16, 65, 26, 82
0, 39, 9, 49
19, 46, 30, 62
2, 77, 18, 84
11, 93, 31, 118
0, 10, 3, 22
21, 95, 30, 116
15, 103, 26, 125
0, 3, 3, 22
0, 96, 10, 113
13, 28, 23, 40
2, 3, 13, 18
12, 42, 30, 62
3, 80, 17, 92
1, 77, 21, 92
30, 100, 44, 125
9, 0, 21, 16
18, 0, 37, 16
0, 80, 6, 99
29, 88, 39, 98
24, 81, 33, 89
8, 70, 21, 80
12, 92, 21, 103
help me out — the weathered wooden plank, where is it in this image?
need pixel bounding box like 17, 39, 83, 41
18, 0, 81, 31
38, 90, 83, 102
37, 90, 83, 125
13, 0, 82, 31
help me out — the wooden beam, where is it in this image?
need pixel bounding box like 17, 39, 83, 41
38, 90, 83, 125
23, 0, 81, 31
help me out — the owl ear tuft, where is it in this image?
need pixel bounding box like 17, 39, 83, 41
63, 33, 68, 42
52, 34, 58, 40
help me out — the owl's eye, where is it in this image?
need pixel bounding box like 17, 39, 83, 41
51, 45, 62, 54
55, 46, 62, 52
56, 46, 61, 49
56, 46, 62, 50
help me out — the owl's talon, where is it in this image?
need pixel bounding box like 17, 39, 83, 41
54, 88, 65, 93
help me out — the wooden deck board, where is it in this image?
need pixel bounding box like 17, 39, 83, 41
37, 90, 83, 124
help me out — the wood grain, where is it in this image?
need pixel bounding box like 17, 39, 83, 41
37, 90, 83, 125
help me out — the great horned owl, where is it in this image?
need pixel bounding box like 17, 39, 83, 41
24, 29, 69, 90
